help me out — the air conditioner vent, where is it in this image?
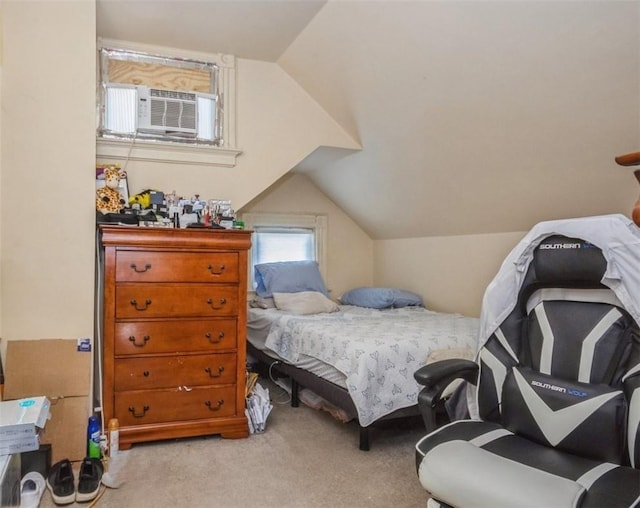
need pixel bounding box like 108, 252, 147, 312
139, 86, 197, 135
149, 98, 196, 130
150, 88, 197, 101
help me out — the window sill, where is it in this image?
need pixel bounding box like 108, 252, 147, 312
97, 138, 243, 167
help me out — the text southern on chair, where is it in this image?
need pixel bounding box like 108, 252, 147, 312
413, 215, 640, 508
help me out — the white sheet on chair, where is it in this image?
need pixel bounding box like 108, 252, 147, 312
261, 305, 479, 426
479, 214, 640, 350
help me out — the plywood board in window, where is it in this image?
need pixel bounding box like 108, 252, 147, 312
107, 60, 211, 92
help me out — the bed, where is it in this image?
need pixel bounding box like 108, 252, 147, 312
246, 262, 480, 450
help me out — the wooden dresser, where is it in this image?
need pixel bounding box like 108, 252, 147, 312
98, 225, 252, 448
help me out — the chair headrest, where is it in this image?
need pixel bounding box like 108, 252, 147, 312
533, 235, 607, 285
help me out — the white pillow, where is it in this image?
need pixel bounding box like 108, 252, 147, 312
249, 296, 276, 309
272, 291, 340, 315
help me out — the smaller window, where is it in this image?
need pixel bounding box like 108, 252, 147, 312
253, 227, 315, 266
242, 213, 327, 292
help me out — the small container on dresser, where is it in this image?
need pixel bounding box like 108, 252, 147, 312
98, 225, 252, 448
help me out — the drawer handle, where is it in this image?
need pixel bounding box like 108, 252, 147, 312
205, 399, 224, 411
205, 331, 224, 344
207, 264, 226, 275
205, 366, 225, 378
207, 298, 227, 310
129, 335, 150, 347
130, 299, 152, 311
128, 405, 150, 418
143, 371, 150, 377
130, 263, 152, 273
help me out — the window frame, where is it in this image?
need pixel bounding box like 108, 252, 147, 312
96, 38, 241, 167
98, 47, 222, 145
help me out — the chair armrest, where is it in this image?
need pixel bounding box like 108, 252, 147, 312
414, 358, 479, 387
414, 359, 478, 433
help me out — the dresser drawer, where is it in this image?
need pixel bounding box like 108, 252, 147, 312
115, 385, 237, 426
114, 319, 237, 355
116, 284, 238, 318
116, 251, 238, 283
114, 353, 237, 391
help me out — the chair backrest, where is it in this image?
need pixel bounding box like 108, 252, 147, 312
477, 235, 640, 467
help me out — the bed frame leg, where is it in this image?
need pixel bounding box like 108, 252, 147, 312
359, 426, 370, 451
291, 379, 300, 408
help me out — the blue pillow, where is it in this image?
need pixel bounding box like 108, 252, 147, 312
340, 287, 423, 309
254, 261, 328, 298
391, 289, 425, 308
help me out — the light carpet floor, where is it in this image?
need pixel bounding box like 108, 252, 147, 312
39, 381, 427, 507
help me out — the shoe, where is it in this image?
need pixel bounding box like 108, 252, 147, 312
75, 457, 103, 503
20, 471, 45, 508
46, 459, 75, 506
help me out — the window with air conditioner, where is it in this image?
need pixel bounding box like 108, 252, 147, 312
103, 84, 218, 142
96, 42, 240, 166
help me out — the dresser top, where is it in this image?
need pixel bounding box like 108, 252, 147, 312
99, 224, 252, 250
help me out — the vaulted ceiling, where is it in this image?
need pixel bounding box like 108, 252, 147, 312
97, 0, 326, 62
97, 0, 640, 239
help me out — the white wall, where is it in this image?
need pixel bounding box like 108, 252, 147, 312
1, 1, 96, 355
242, 172, 524, 315
279, 1, 640, 240
241, 173, 373, 298
374, 231, 526, 317
238, 169, 524, 315
107, 55, 360, 211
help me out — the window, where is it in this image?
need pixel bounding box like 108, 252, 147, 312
242, 213, 327, 292
98, 47, 221, 145
96, 38, 241, 167
253, 227, 315, 265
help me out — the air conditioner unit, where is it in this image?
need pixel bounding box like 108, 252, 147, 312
137, 86, 197, 136
102, 84, 218, 141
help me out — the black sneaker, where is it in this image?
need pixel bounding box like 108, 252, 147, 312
75, 457, 103, 503
46, 459, 75, 505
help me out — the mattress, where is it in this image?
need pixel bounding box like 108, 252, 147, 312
247, 305, 480, 426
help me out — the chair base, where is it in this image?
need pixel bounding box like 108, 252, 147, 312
416, 420, 640, 508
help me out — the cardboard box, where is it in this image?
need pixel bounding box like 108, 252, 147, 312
3, 339, 91, 463
0, 397, 50, 456
44, 397, 89, 463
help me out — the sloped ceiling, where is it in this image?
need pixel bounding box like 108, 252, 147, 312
97, 1, 640, 240
96, 0, 326, 62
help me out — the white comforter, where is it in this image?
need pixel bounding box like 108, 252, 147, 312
263, 305, 479, 426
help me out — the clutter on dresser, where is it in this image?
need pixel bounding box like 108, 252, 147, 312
95, 164, 128, 215
94, 167, 241, 229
